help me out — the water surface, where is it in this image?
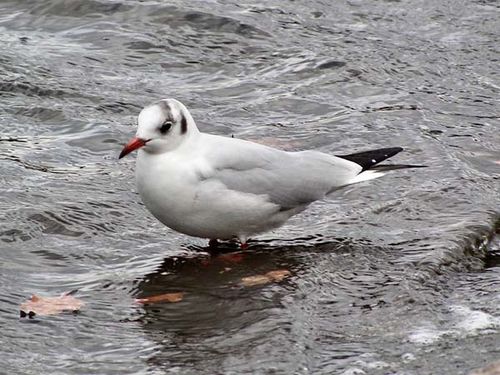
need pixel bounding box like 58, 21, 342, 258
0, 0, 499, 374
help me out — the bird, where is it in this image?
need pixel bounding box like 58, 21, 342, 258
119, 98, 413, 248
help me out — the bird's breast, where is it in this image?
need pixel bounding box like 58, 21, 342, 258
133, 150, 287, 240
135, 152, 200, 225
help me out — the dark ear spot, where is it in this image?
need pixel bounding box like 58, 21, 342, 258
180, 114, 188, 134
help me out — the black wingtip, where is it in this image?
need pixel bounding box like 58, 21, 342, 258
336, 147, 404, 171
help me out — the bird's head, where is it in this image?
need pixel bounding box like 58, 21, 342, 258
119, 99, 198, 159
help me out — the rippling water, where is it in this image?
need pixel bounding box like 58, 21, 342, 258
0, 0, 499, 374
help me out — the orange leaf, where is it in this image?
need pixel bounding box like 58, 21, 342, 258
240, 274, 271, 287
135, 292, 184, 305
266, 270, 291, 282
470, 359, 500, 375
240, 269, 291, 287
20, 293, 84, 317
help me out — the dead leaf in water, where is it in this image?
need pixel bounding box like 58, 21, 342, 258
240, 269, 291, 287
266, 270, 291, 282
469, 359, 500, 375
20, 293, 84, 317
240, 274, 270, 286
135, 292, 184, 305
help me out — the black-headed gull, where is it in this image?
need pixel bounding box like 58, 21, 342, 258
120, 99, 409, 247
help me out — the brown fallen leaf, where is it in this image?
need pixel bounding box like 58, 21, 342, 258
135, 292, 184, 305
469, 359, 500, 375
240, 269, 291, 287
20, 292, 84, 317
266, 270, 291, 282
240, 274, 271, 286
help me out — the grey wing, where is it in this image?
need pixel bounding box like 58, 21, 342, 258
205, 146, 362, 210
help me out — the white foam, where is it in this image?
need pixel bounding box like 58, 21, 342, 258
450, 305, 500, 332
408, 305, 500, 346
408, 325, 448, 345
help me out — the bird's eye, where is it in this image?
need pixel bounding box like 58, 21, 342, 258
159, 121, 172, 134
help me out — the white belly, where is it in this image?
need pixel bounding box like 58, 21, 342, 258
135, 151, 291, 240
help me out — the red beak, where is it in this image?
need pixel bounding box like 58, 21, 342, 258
119, 137, 147, 159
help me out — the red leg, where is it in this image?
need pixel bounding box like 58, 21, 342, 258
240, 242, 248, 250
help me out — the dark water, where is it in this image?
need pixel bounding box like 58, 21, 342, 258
1, 0, 499, 374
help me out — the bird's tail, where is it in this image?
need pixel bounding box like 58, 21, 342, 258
336, 147, 426, 184
336, 147, 404, 171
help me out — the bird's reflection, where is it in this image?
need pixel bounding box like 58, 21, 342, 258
132, 236, 385, 372
133, 236, 364, 335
